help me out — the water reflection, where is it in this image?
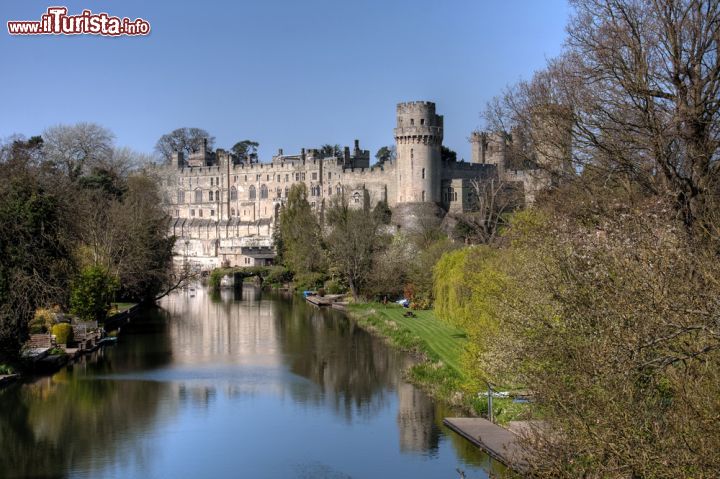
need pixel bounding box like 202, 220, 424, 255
0, 284, 502, 478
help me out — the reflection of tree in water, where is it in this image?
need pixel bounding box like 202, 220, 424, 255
0, 374, 169, 477
0, 308, 174, 478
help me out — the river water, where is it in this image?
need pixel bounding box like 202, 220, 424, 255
0, 285, 503, 478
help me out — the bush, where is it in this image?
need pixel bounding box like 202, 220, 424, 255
209, 268, 232, 290
29, 307, 56, 333
265, 266, 293, 285
324, 279, 346, 294
294, 272, 326, 291
51, 323, 73, 345
70, 266, 119, 322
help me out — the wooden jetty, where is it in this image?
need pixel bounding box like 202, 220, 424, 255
443, 417, 530, 473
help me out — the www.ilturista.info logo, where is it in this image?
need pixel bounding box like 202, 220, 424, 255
7, 7, 150, 36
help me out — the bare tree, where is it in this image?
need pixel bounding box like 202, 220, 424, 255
454, 179, 519, 244
43, 123, 114, 179
155, 127, 214, 163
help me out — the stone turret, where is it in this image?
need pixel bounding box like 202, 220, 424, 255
394, 101, 443, 203
470, 131, 508, 177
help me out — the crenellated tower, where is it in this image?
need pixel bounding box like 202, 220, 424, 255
394, 101, 443, 203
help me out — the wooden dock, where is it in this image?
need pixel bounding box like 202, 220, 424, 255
443, 417, 529, 473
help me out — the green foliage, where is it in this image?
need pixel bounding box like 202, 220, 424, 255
323, 279, 346, 294
325, 195, 387, 298
374, 145, 396, 165
231, 140, 259, 162
372, 200, 392, 225
265, 266, 293, 285
441, 145, 457, 162
208, 268, 230, 290
278, 184, 325, 280
29, 308, 57, 334
70, 266, 119, 322
51, 323, 73, 345
406, 238, 457, 308
293, 272, 326, 291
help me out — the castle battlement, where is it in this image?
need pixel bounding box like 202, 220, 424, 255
159, 100, 558, 270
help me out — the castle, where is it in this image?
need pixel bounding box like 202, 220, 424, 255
159, 101, 558, 270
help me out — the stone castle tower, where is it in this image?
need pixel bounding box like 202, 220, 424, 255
394, 101, 443, 203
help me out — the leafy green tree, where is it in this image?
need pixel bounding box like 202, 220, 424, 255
318, 144, 342, 158
231, 140, 259, 163
325, 195, 387, 299
374, 146, 396, 165
441, 145, 457, 162
278, 184, 325, 283
0, 137, 73, 361
69, 266, 119, 322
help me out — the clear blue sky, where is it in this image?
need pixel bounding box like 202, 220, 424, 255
1, 0, 570, 162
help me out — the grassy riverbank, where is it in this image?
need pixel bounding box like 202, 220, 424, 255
347, 302, 529, 424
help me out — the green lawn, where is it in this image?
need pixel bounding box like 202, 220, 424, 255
348, 303, 467, 375
110, 302, 136, 313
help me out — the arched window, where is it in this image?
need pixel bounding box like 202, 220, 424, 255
249, 185, 256, 200
209, 191, 214, 201
353, 192, 360, 204
216, 190, 220, 201
230, 186, 237, 200
177, 191, 185, 204
194, 189, 202, 203
260, 184, 268, 199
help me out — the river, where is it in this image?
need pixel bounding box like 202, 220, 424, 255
0, 285, 503, 478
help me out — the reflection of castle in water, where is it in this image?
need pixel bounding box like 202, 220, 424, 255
397, 382, 440, 453
160, 284, 282, 367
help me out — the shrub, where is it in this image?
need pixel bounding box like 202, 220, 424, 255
30, 308, 55, 333
294, 272, 326, 291
324, 279, 346, 294
51, 323, 73, 346
265, 266, 293, 285
209, 267, 232, 289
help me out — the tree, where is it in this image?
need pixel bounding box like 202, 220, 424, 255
0, 137, 73, 361
155, 128, 214, 163
441, 145, 457, 162
278, 184, 325, 285
231, 140, 259, 163
318, 144, 342, 158
485, 0, 720, 233
43, 123, 114, 180
375, 145, 396, 165
324, 194, 387, 299
453, 179, 518, 244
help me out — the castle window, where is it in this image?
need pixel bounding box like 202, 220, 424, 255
336, 185, 341, 195
284, 187, 289, 197
216, 177, 220, 185
244, 175, 247, 181
210, 177, 214, 186
302, 173, 306, 180
210, 209, 215, 216
276, 188, 281, 198
285, 174, 289, 182
422, 168, 425, 179
209, 191, 214, 201
422, 191, 425, 201
295, 173, 300, 181
249, 185, 256, 200
216, 190, 220, 201
312, 172, 317, 180
411, 149, 414, 159
260, 184, 268, 199
177, 191, 185, 204
231, 208, 235, 216
230, 187, 237, 200
420, 119, 425, 125
266, 174, 269, 181
328, 172, 331, 179
410, 119, 415, 126
190, 209, 195, 217
175, 210, 179, 217
194, 189, 202, 203
199, 209, 203, 217
328, 186, 332, 195
353, 192, 360, 204
256, 174, 261, 181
